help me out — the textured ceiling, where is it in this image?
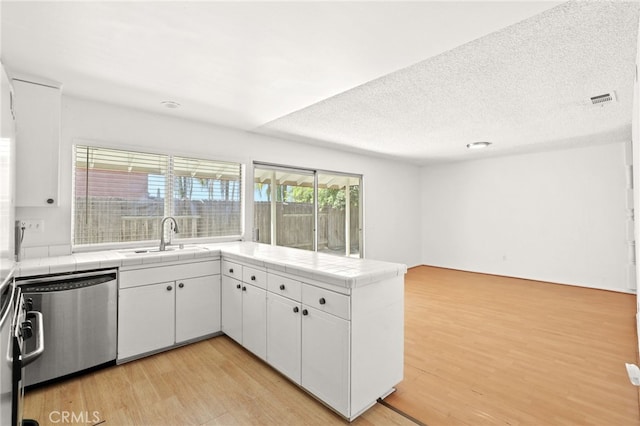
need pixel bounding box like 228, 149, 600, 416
259, 1, 640, 164
2, 1, 637, 164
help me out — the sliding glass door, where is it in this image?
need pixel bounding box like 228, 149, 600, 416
254, 164, 362, 257
317, 173, 361, 257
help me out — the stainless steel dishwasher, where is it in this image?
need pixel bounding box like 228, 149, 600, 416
17, 269, 117, 387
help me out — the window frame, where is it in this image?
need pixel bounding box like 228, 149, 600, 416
253, 161, 364, 258
72, 143, 245, 251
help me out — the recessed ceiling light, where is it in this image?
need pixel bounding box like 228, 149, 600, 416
466, 141, 492, 149
161, 100, 181, 109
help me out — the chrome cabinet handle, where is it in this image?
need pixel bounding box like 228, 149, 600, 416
178, 283, 184, 289
22, 311, 44, 367
166, 285, 173, 291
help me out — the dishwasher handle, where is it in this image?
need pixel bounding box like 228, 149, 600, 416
21, 311, 44, 367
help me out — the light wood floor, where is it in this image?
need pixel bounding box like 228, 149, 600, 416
386, 266, 639, 425
22, 335, 413, 426
24, 266, 640, 425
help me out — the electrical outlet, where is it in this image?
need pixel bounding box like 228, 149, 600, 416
21, 219, 44, 233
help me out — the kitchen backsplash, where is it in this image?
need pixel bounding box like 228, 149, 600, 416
20, 244, 72, 259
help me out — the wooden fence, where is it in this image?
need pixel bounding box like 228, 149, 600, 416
253, 202, 359, 253
74, 198, 358, 254
74, 198, 242, 245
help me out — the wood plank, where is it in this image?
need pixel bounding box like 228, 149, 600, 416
385, 266, 640, 425
23, 336, 414, 425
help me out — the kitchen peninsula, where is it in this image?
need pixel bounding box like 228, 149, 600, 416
14, 241, 406, 421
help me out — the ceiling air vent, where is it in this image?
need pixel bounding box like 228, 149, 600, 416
590, 91, 617, 106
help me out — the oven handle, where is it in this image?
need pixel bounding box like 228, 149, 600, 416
21, 311, 44, 367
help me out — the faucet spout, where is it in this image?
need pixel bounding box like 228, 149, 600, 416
159, 216, 179, 251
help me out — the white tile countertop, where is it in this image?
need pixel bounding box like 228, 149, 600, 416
13, 241, 407, 288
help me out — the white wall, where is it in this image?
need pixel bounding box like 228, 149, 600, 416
421, 142, 632, 292
16, 96, 422, 267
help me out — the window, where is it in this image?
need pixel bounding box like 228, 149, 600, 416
73, 145, 242, 246
253, 164, 362, 257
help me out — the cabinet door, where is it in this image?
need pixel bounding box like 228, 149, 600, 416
175, 275, 221, 343
221, 274, 243, 344
266, 293, 301, 383
118, 282, 175, 360
13, 79, 60, 207
242, 282, 267, 360
301, 306, 350, 417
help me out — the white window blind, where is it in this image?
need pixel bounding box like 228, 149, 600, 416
73, 145, 242, 246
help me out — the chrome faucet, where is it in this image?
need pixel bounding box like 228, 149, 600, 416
159, 216, 179, 251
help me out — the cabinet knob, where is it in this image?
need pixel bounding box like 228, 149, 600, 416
236, 284, 241, 289
319, 297, 326, 305
242, 286, 247, 291
293, 306, 299, 313
279, 284, 285, 290
302, 309, 308, 316
46, 198, 54, 204
178, 283, 184, 289
166, 285, 173, 291
229, 268, 234, 273
251, 275, 256, 281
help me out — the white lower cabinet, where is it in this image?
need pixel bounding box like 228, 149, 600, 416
266, 293, 301, 383
117, 254, 403, 421
118, 281, 176, 359
118, 259, 221, 362
264, 270, 404, 421
242, 282, 267, 359
221, 261, 267, 360
300, 306, 350, 416
176, 275, 221, 343
266, 276, 351, 417
221, 274, 243, 343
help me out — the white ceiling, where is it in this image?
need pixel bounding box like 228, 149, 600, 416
2, 1, 638, 164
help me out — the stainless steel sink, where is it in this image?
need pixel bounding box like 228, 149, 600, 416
119, 245, 206, 256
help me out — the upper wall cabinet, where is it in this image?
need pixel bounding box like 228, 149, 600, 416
13, 78, 61, 207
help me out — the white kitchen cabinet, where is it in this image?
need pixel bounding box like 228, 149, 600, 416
176, 275, 221, 343
115, 245, 404, 421
266, 292, 301, 383
263, 270, 404, 420
221, 274, 242, 343
301, 306, 350, 416
12, 78, 61, 207
118, 281, 175, 360
118, 259, 221, 362
241, 281, 266, 359
221, 261, 267, 360
266, 273, 350, 415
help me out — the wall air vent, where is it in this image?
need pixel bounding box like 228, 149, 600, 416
590, 91, 617, 106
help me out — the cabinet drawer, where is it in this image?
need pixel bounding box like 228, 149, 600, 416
222, 260, 242, 280
267, 273, 302, 302
243, 266, 267, 289
120, 260, 220, 289
302, 284, 350, 320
